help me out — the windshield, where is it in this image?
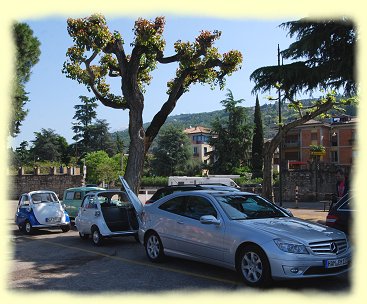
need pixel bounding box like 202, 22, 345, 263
335, 193, 353, 211
97, 192, 131, 207
31, 192, 59, 204
215, 194, 287, 220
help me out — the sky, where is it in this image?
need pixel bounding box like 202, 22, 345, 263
10, 15, 302, 149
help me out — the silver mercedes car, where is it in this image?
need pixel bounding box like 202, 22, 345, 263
139, 190, 351, 287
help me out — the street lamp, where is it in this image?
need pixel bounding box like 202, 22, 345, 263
277, 44, 283, 207
166, 151, 173, 176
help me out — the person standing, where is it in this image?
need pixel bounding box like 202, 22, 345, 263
334, 168, 349, 202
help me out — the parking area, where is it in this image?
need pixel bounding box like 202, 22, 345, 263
7, 200, 351, 293
9, 224, 351, 292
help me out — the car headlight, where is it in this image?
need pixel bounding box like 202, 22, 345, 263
274, 238, 309, 254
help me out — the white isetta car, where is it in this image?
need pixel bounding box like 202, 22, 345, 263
75, 177, 143, 246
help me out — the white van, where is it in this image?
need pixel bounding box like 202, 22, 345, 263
168, 176, 239, 188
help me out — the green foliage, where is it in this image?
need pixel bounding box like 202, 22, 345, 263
113, 97, 353, 153
11, 22, 41, 137
72, 100, 118, 159
140, 176, 168, 187
251, 18, 356, 97
29, 128, 69, 163
84, 151, 122, 185
72, 95, 98, 143
86, 119, 117, 157
62, 14, 242, 130
114, 133, 125, 153
209, 89, 252, 174
11, 141, 30, 167
234, 176, 263, 187
151, 125, 192, 176
251, 95, 264, 177
63, 15, 125, 105
167, 31, 242, 93
185, 158, 204, 176
309, 144, 326, 152
8, 159, 69, 175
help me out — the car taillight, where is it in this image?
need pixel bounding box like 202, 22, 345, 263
326, 214, 339, 224
141, 211, 148, 222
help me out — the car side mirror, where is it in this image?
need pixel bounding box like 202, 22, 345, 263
200, 215, 221, 225
280, 207, 293, 217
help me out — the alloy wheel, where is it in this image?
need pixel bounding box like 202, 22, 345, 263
145, 232, 164, 262
241, 251, 263, 283
237, 244, 271, 287
147, 234, 160, 259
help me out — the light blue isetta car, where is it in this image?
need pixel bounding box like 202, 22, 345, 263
15, 190, 71, 234
62, 186, 105, 220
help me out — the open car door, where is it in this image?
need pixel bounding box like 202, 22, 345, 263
119, 176, 144, 218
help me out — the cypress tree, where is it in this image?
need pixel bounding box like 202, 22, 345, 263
251, 95, 264, 178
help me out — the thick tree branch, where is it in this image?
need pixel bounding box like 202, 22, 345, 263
157, 53, 181, 63
85, 51, 98, 66
83, 51, 125, 109
130, 46, 144, 76
89, 85, 125, 109
144, 58, 229, 152
271, 97, 335, 151
144, 77, 186, 151
104, 39, 128, 73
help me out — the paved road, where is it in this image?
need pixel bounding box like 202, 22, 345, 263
8, 224, 351, 293
7, 200, 351, 294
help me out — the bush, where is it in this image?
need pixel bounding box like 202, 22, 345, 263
234, 177, 263, 186
141, 176, 168, 187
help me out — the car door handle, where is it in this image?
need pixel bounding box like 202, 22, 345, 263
177, 221, 184, 225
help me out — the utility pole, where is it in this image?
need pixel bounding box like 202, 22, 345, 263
278, 44, 283, 207
82, 159, 86, 186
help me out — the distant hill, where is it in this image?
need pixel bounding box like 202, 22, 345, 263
112, 100, 357, 152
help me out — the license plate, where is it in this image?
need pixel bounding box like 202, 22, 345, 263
46, 217, 61, 223
324, 257, 350, 268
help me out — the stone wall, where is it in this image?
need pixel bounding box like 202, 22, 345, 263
9, 167, 83, 200
280, 163, 351, 201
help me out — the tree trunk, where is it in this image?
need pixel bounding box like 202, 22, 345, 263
124, 93, 145, 194
262, 140, 277, 201
261, 98, 334, 201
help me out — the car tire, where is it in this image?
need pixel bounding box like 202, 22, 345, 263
91, 226, 103, 246
145, 232, 165, 262
61, 225, 70, 233
24, 221, 33, 235
79, 232, 89, 240
237, 244, 271, 287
